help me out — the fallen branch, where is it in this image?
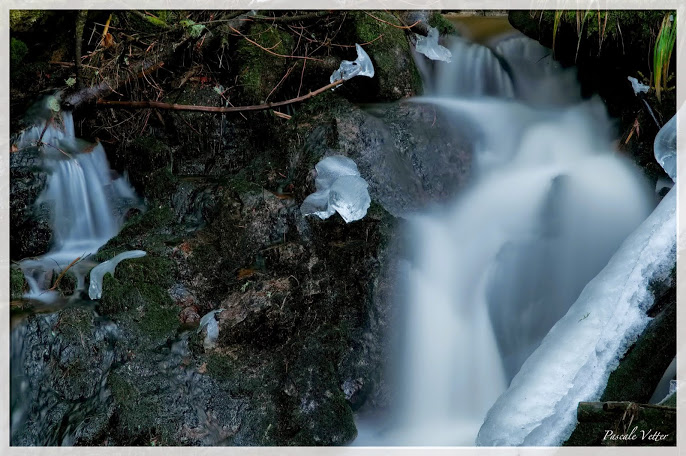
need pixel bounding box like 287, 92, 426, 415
49, 256, 82, 291
96, 79, 344, 113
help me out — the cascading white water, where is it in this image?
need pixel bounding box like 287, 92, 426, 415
16, 97, 140, 302
356, 32, 653, 446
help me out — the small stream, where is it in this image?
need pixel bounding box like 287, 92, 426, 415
354, 25, 653, 446
9, 17, 671, 447
10, 100, 143, 443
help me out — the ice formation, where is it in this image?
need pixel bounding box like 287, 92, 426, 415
330, 43, 375, 83
477, 186, 676, 446
415, 26, 452, 63
198, 310, 224, 349
654, 110, 677, 181
301, 155, 371, 223
628, 76, 650, 95
88, 250, 147, 300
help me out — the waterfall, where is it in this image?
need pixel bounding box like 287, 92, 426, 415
15, 98, 140, 302
356, 31, 653, 446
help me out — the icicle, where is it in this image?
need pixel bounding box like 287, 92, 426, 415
88, 250, 147, 299
415, 27, 452, 63
330, 44, 375, 83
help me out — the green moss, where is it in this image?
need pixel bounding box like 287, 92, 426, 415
662, 392, 676, 407
141, 300, 179, 341
10, 267, 25, 300
97, 251, 178, 342
56, 307, 94, 340
109, 372, 164, 439
124, 11, 174, 35
144, 15, 168, 28
10, 10, 49, 32
236, 23, 295, 103
428, 12, 457, 35
95, 206, 175, 259
100, 274, 127, 313
10, 38, 28, 67
145, 168, 179, 203
350, 11, 423, 100
206, 353, 237, 380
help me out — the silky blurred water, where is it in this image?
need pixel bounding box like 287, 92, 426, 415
355, 28, 653, 446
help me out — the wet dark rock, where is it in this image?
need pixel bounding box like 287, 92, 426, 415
304, 98, 473, 216
10, 146, 51, 260
10, 267, 26, 300
10, 49, 418, 445
11, 307, 120, 446
336, 12, 423, 102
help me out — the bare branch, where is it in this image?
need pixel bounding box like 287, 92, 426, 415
96, 79, 344, 113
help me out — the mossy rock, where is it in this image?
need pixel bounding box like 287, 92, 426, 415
429, 12, 458, 36
235, 22, 296, 104
95, 206, 176, 258
10, 267, 26, 300
10, 38, 28, 68
97, 249, 178, 343
108, 371, 170, 443
285, 336, 357, 445
10, 10, 52, 32
99, 255, 174, 308
113, 136, 174, 203
508, 10, 673, 75
340, 11, 422, 101
54, 306, 95, 340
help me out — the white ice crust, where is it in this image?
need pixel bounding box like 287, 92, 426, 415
477, 186, 676, 446
301, 155, 371, 223
88, 250, 147, 300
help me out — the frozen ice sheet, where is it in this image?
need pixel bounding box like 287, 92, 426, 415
477, 186, 676, 446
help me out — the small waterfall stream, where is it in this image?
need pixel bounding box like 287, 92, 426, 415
355, 30, 653, 446
11, 98, 143, 443
9, 22, 668, 447
15, 100, 140, 302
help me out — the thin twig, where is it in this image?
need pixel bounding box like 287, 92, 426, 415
97, 79, 344, 113
48, 256, 82, 291
266, 62, 299, 102
251, 11, 334, 23
364, 12, 421, 30
229, 26, 323, 62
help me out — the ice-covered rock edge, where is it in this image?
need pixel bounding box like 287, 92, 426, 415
476, 185, 676, 446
